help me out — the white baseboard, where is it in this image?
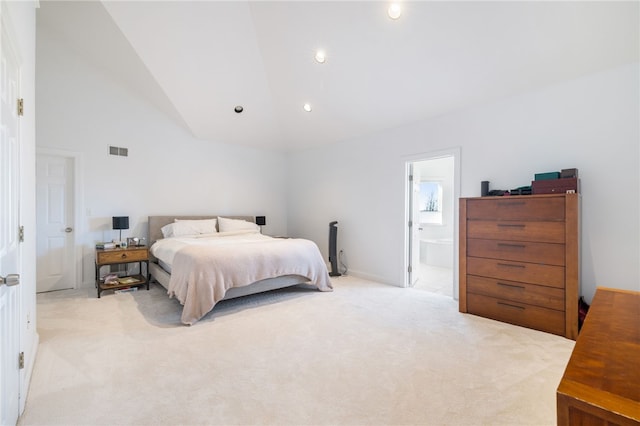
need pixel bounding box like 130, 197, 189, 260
342, 269, 403, 287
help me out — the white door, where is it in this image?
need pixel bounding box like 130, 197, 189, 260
408, 164, 421, 286
1, 18, 23, 426
406, 150, 460, 297
36, 154, 75, 293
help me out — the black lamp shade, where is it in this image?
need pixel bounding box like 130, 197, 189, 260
255, 216, 266, 226
112, 216, 129, 230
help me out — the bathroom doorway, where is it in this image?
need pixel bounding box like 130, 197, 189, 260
406, 149, 459, 298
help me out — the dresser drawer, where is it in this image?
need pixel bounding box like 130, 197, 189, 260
467, 293, 565, 336
467, 239, 565, 266
467, 275, 565, 311
466, 197, 565, 221
467, 257, 565, 288
467, 220, 565, 244
97, 248, 148, 264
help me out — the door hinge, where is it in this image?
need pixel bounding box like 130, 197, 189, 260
17, 98, 24, 116
409, 174, 414, 182
19, 352, 24, 369
19, 226, 24, 243
408, 265, 413, 273
408, 220, 413, 228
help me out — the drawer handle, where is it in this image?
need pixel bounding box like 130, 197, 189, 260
497, 223, 525, 228
121, 253, 127, 259
497, 301, 525, 310
497, 282, 525, 290
497, 263, 525, 268
497, 243, 526, 249
497, 201, 526, 206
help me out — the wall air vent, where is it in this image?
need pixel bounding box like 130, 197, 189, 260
108, 146, 129, 157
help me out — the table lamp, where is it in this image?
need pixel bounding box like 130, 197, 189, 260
112, 216, 129, 242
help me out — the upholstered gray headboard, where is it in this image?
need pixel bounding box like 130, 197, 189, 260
147, 216, 255, 260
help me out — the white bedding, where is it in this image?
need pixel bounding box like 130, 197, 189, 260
150, 231, 333, 324
151, 230, 268, 270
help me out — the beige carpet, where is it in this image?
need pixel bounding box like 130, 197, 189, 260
413, 264, 453, 297
19, 276, 574, 426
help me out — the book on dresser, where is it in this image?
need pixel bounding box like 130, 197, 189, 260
459, 193, 580, 339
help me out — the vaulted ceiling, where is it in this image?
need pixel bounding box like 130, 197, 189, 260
37, 1, 639, 151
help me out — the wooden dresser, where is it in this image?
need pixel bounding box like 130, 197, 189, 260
459, 193, 580, 339
557, 288, 640, 425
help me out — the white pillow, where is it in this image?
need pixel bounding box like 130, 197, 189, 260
161, 218, 218, 238
217, 217, 259, 233
172, 218, 218, 236
160, 223, 175, 238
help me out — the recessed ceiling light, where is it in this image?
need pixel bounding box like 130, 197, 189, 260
388, 3, 402, 20
315, 50, 326, 64
234, 106, 243, 113
303, 103, 312, 112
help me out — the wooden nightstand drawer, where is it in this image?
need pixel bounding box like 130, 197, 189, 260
466, 196, 565, 221
97, 247, 148, 264
467, 238, 565, 266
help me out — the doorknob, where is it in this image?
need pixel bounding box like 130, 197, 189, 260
0, 274, 20, 287
65, 227, 73, 233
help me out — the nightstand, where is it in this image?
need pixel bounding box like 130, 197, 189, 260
95, 246, 149, 298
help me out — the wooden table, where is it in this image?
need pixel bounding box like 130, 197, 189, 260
95, 246, 149, 298
557, 287, 640, 425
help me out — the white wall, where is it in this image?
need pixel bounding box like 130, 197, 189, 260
36, 27, 290, 286
287, 63, 640, 303
4, 0, 38, 415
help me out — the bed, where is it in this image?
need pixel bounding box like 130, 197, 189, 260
148, 215, 333, 324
